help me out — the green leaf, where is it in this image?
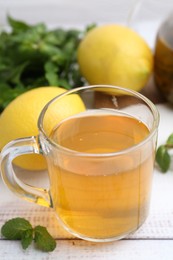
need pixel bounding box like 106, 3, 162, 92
156, 145, 171, 173
85, 23, 97, 33
0, 84, 26, 112
44, 61, 59, 85
7, 62, 29, 85
7, 15, 31, 33
34, 226, 56, 252
1, 218, 56, 252
1, 218, 32, 240
21, 229, 33, 249
166, 133, 173, 146
44, 30, 65, 46
57, 78, 71, 89
0, 16, 92, 112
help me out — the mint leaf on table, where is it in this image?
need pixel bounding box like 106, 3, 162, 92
1, 218, 32, 240
34, 226, 56, 252
21, 229, 33, 250
1, 218, 56, 252
156, 133, 173, 173
156, 145, 171, 173
167, 133, 173, 146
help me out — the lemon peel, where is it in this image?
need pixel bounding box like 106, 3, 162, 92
78, 24, 153, 92
0, 87, 85, 170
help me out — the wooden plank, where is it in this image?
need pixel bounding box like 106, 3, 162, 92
0, 239, 173, 260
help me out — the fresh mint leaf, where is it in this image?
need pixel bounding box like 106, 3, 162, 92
7, 15, 31, 33
156, 145, 171, 173
166, 133, 173, 146
1, 218, 32, 240
0, 84, 26, 112
7, 62, 29, 85
57, 78, 71, 89
0, 16, 95, 112
44, 30, 65, 46
21, 229, 33, 249
34, 225, 56, 252
44, 61, 59, 86
156, 133, 173, 173
1, 218, 56, 252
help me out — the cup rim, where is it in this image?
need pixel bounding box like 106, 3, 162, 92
38, 85, 159, 157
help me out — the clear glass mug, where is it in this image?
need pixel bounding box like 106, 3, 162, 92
0, 85, 159, 242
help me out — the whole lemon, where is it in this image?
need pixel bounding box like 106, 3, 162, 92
0, 87, 85, 170
78, 24, 153, 91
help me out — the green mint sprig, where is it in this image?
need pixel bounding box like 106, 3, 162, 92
0, 16, 96, 112
1, 218, 56, 252
156, 133, 173, 173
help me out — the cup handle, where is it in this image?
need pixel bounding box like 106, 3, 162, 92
0, 136, 52, 208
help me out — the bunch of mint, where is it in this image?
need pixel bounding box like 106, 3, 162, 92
0, 16, 95, 112
1, 218, 56, 252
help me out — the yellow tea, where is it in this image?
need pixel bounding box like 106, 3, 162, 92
48, 111, 153, 239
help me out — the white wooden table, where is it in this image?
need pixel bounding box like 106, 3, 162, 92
1, 1, 173, 258
0, 104, 173, 260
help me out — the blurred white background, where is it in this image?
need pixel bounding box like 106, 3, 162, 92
0, 0, 142, 27
0, 0, 173, 47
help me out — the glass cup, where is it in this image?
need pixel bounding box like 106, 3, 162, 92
0, 85, 159, 242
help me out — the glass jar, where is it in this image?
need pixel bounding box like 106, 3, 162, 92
154, 12, 173, 104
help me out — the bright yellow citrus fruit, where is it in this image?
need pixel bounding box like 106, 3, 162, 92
0, 87, 85, 171
78, 24, 153, 92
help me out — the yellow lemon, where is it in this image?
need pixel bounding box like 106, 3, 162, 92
78, 24, 153, 92
0, 87, 85, 170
